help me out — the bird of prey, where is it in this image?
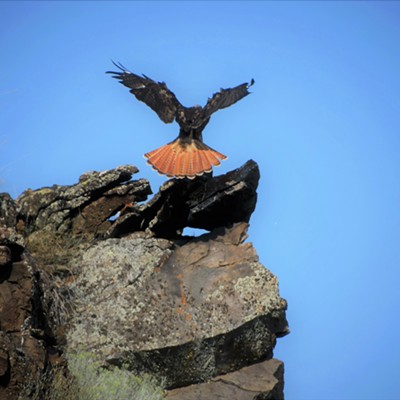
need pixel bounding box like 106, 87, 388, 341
107, 62, 254, 179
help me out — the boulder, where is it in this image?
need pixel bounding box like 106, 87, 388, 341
67, 222, 288, 389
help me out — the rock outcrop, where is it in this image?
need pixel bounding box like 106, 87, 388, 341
67, 222, 288, 390
0, 160, 289, 399
0, 194, 61, 400
17, 165, 150, 236
109, 159, 259, 238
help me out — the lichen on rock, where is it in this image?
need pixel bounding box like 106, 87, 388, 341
67, 222, 288, 389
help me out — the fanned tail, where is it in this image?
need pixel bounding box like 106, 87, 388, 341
144, 139, 227, 179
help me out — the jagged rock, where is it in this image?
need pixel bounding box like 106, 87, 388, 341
109, 159, 260, 238
17, 165, 151, 236
0, 195, 24, 259
1, 161, 289, 398
0, 193, 18, 228
67, 222, 288, 389
165, 358, 284, 400
186, 159, 259, 230
15, 165, 151, 273
0, 197, 59, 399
16, 161, 258, 243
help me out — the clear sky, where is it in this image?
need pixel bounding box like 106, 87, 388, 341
1, 1, 400, 399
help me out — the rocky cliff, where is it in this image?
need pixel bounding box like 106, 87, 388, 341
0, 160, 289, 399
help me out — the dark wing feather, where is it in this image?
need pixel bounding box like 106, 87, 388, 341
203, 79, 255, 117
107, 61, 181, 124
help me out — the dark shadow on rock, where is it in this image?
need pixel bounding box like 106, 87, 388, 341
108, 159, 260, 238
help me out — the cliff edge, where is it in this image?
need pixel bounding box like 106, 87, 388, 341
0, 160, 288, 399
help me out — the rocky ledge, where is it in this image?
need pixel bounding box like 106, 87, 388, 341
0, 160, 288, 399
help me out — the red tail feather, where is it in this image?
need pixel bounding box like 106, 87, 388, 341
144, 139, 227, 179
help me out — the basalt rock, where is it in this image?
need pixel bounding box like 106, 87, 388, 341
0, 194, 24, 256
15, 161, 259, 242
0, 193, 18, 228
16, 165, 151, 271
67, 222, 288, 389
165, 358, 284, 400
0, 196, 60, 400
17, 165, 151, 237
3, 161, 288, 399
108, 159, 260, 238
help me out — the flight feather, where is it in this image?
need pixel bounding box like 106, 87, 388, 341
107, 61, 181, 123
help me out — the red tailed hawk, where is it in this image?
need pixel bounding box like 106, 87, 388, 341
107, 62, 254, 179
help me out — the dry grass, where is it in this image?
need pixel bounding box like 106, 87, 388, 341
19, 352, 165, 400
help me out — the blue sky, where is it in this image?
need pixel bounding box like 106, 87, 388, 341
1, 2, 400, 399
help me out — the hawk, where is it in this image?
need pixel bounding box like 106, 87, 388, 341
107, 62, 254, 179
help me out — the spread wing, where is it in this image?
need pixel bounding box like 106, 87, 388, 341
107, 61, 181, 124
203, 79, 255, 117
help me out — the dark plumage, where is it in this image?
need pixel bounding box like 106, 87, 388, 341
107, 61, 254, 179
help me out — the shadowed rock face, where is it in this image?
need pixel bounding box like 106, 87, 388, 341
0, 195, 61, 400
1, 161, 289, 399
166, 358, 284, 400
109, 159, 260, 238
